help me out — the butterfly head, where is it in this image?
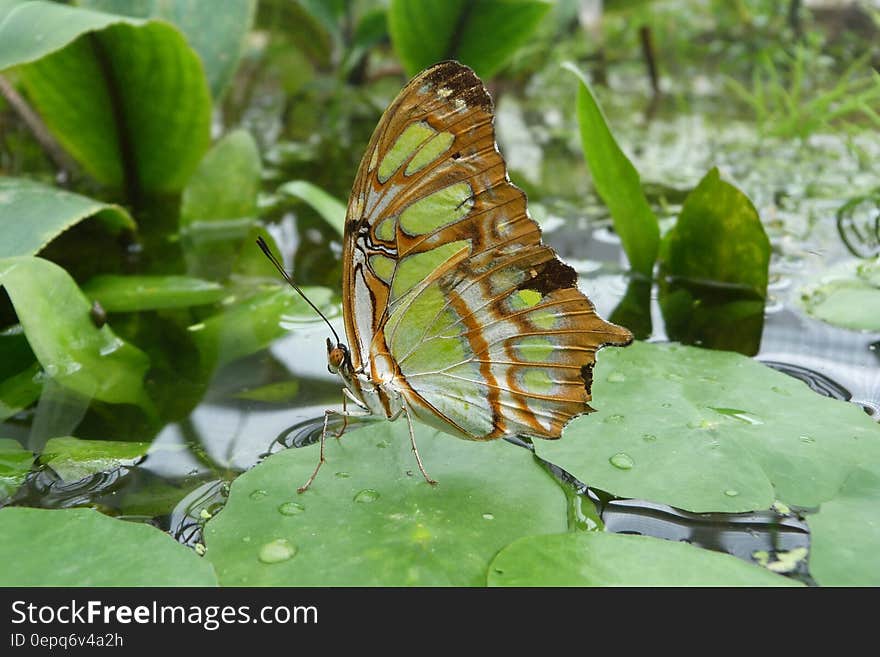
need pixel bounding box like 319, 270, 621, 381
326, 337, 351, 374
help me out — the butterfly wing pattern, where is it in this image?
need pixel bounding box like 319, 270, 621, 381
340, 60, 633, 452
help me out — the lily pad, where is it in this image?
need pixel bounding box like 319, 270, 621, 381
798, 258, 880, 331
0, 507, 218, 586
0, 256, 152, 409
204, 422, 567, 586
388, 0, 551, 79
809, 466, 880, 586
0, 437, 34, 501
81, 275, 225, 312
487, 532, 801, 586
536, 341, 880, 513
0, 177, 135, 258
40, 436, 150, 482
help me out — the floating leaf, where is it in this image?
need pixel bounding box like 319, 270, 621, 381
0, 177, 135, 258
40, 436, 150, 482
79, 0, 256, 98
1, 2, 211, 198
536, 341, 880, 514
82, 275, 225, 312
181, 129, 262, 280
0, 437, 34, 501
0, 256, 152, 409
278, 180, 346, 237
488, 532, 801, 586
204, 422, 567, 586
389, 0, 551, 78
0, 507, 218, 586
798, 258, 880, 332
809, 467, 880, 586
565, 62, 659, 278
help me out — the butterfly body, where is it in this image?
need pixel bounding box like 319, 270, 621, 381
264, 61, 632, 491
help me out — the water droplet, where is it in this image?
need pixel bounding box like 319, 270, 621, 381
607, 371, 626, 383
664, 372, 683, 382
482, 513, 495, 520
278, 502, 305, 516
642, 433, 657, 442
353, 489, 380, 503
770, 386, 790, 395
242, 536, 251, 543
258, 539, 296, 564
334, 471, 351, 479
609, 453, 634, 470
661, 402, 672, 408
249, 489, 268, 500
375, 440, 390, 449
724, 489, 739, 497
604, 414, 625, 423
799, 435, 815, 444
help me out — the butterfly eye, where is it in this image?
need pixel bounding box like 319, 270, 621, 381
328, 346, 346, 372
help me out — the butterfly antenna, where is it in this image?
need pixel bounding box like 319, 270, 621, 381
256, 237, 341, 345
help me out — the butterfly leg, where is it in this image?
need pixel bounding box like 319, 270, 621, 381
333, 391, 349, 439
297, 409, 334, 493
403, 407, 438, 486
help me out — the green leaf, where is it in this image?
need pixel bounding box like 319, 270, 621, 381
82, 275, 225, 312
810, 467, 880, 586
0, 507, 218, 586
660, 168, 770, 296
535, 341, 880, 514
798, 259, 880, 332
488, 532, 802, 586
0, 177, 135, 258
278, 180, 346, 237
40, 436, 150, 482
388, 0, 551, 78
0, 437, 34, 501
565, 63, 660, 277
181, 129, 262, 280
189, 285, 335, 369
78, 0, 256, 98
0, 361, 43, 421
204, 422, 567, 585
2, 3, 211, 198
0, 256, 152, 409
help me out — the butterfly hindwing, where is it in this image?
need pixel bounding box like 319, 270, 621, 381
343, 61, 632, 440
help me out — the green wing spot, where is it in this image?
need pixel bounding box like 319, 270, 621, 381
399, 182, 474, 236
521, 369, 555, 395
389, 284, 445, 357
515, 336, 555, 362
405, 132, 455, 176
391, 240, 471, 302
529, 309, 558, 330
378, 122, 435, 183
508, 289, 542, 310
369, 255, 396, 283
401, 329, 469, 374
375, 215, 397, 241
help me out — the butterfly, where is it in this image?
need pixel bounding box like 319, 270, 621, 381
259, 61, 632, 492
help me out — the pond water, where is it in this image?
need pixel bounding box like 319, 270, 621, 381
3, 36, 879, 587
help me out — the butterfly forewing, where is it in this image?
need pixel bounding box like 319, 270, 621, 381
343, 61, 632, 441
